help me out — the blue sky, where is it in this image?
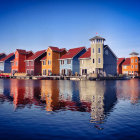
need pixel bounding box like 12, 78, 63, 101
0, 0, 140, 57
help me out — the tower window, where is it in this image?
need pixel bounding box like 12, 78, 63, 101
93, 48, 94, 53
131, 65, 133, 68
93, 59, 94, 63
98, 48, 101, 53
98, 58, 101, 63
135, 59, 137, 63
131, 59, 133, 63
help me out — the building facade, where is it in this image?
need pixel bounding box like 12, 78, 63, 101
79, 36, 117, 76
25, 50, 46, 76
42, 46, 67, 76
121, 52, 140, 76
11, 49, 33, 75
117, 58, 125, 75
0, 53, 15, 73
59, 47, 86, 76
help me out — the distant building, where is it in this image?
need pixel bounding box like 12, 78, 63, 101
11, 49, 33, 75
41, 46, 67, 76
59, 47, 86, 76
25, 50, 46, 76
0, 53, 15, 73
79, 36, 117, 76
121, 52, 140, 76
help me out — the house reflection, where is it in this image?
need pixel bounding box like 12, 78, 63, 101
10, 79, 39, 109
41, 80, 59, 111
79, 81, 117, 124
116, 79, 140, 104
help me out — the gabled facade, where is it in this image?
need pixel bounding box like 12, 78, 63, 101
25, 50, 46, 76
79, 36, 117, 76
0, 53, 15, 73
11, 49, 33, 75
117, 58, 125, 75
42, 46, 67, 76
59, 47, 86, 76
121, 52, 140, 76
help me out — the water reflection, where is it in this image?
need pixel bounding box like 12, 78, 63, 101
116, 79, 140, 104
0, 79, 140, 125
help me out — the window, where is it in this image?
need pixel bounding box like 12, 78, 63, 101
93, 59, 94, 63
31, 61, 34, 66
135, 65, 138, 68
131, 59, 133, 63
61, 60, 64, 65
98, 48, 101, 53
98, 58, 101, 63
43, 61, 46, 65
43, 69, 47, 75
48, 60, 51, 65
26, 61, 29, 66
123, 66, 127, 69
131, 65, 133, 68
48, 69, 52, 76
16, 54, 18, 58
93, 48, 94, 53
67, 59, 71, 64
16, 61, 18, 66
82, 69, 87, 75
81, 60, 84, 64
135, 59, 137, 63
48, 53, 51, 56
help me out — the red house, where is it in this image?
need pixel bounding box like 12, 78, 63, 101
117, 58, 125, 75
11, 49, 33, 75
25, 50, 46, 76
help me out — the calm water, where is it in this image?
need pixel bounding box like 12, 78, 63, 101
0, 79, 140, 140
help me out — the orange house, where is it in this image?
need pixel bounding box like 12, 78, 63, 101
41, 46, 67, 76
122, 52, 140, 76
11, 49, 33, 75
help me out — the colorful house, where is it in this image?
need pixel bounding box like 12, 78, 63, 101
79, 36, 117, 76
25, 50, 46, 76
42, 46, 67, 76
0, 53, 15, 73
121, 52, 140, 76
59, 47, 86, 76
11, 49, 33, 75
117, 58, 125, 75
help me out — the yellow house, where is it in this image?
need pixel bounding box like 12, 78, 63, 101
41, 46, 67, 76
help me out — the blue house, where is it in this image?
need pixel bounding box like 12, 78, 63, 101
59, 47, 86, 76
0, 53, 15, 73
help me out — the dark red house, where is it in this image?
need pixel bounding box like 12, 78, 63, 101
25, 50, 46, 76
117, 58, 125, 75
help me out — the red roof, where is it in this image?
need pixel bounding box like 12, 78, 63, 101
49, 46, 66, 52
40, 56, 46, 61
60, 47, 85, 59
16, 49, 33, 55
117, 58, 125, 65
122, 58, 130, 65
26, 50, 46, 60
79, 48, 91, 59
0, 53, 14, 62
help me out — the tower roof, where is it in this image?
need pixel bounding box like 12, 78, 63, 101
89, 36, 105, 41
129, 52, 139, 55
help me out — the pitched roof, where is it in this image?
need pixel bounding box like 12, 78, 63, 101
40, 56, 46, 61
26, 50, 46, 61
129, 52, 139, 55
117, 58, 125, 65
0, 53, 14, 62
60, 47, 85, 59
79, 48, 91, 59
104, 45, 117, 58
16, 49, 33, 55
89, 36, 105, 41
122, 58, 130, 66
48, 46, 66, 52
